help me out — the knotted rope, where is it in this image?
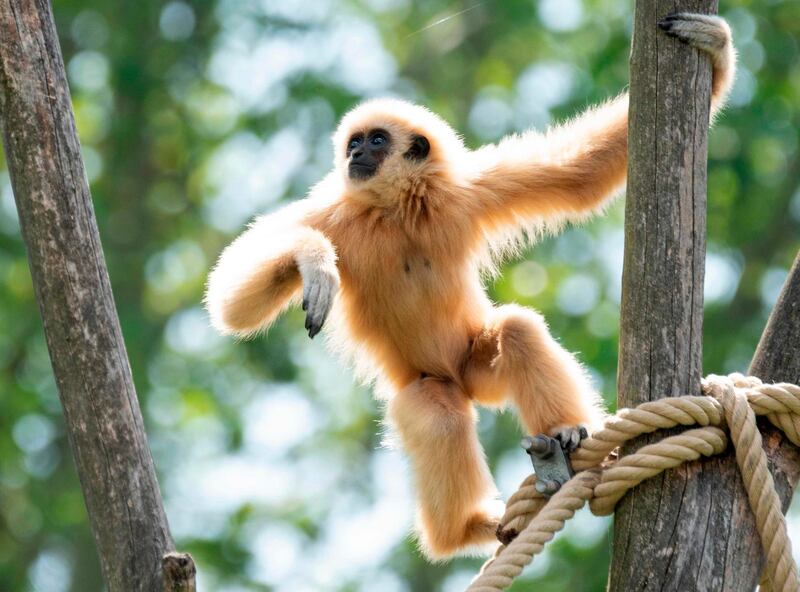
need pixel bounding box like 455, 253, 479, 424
467, 374, 800, 592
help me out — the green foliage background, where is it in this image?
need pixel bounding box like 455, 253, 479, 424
0, 0, 799, 590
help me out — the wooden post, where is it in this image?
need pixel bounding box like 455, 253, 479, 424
613, 1, 800, 589
611, 0, 731, 590
0, 1, 194, 590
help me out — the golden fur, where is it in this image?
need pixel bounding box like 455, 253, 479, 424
206, 15, 735, 559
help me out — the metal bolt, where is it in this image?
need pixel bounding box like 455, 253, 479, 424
521, 435, 554, 458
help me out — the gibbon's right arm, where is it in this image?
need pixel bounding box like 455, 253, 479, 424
205, 214, 339, 339
469, 13, 736, 232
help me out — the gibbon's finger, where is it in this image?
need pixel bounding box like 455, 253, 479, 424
308, 287, 327, 339
302, 281, 314, 312
304, 281, 321, 335
308, 272, 338, 339
308, 307, 325, 338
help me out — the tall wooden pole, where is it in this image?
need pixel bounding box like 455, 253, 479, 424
612, 0, 723, 589
0, 1, 193, 590
613, 1, 800, 590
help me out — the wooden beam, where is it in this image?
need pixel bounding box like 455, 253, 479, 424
0, 1, 192, 590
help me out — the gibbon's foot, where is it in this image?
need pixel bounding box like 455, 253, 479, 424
657, 13, 730, 55
424, 510, 500, 559
549, 424, 589, 453
300, 265, 339, 339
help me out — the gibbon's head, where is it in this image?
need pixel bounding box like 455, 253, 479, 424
332, 98, 466, 204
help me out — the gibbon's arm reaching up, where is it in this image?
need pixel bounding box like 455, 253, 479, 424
469, 13, 736, 232
205, 210, 339, 339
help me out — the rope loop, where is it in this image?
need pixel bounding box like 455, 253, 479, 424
469, 374, 800, 592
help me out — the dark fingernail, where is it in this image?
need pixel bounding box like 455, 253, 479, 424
657, 21, 671, 30
302, 299, 307, 311
579, 427, 588, 439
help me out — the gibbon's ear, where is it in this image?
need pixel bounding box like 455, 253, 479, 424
404, 135, 430, 161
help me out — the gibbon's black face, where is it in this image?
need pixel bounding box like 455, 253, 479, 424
346, 128, 431, 181
347, 128, 391, 180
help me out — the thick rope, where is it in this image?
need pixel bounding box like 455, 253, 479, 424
470, 471, 601, 592
467, 375, 800, 592
707, 377, 799, 592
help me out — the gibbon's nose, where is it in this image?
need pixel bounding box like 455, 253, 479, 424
351, 147, 365, 159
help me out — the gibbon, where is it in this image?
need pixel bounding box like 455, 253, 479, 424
205, 13, 736, 559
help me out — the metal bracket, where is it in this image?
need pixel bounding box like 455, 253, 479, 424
521, 434, 574, 496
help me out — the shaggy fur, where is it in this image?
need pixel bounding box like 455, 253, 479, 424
205, 14, 735, 559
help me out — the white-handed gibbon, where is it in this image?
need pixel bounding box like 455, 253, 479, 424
205, 13, 735, 559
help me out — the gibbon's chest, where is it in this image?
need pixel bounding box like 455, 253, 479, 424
340, 233, 445, 297
331, 216, 467, 309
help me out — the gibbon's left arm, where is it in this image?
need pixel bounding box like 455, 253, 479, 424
205, 210, 339, 339
469, 13, 736, 231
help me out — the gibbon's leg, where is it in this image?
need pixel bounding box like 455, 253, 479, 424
464, 304, 604, 450
388, 377, 500, 559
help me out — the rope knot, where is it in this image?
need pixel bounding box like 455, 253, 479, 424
474, 374, 800, 592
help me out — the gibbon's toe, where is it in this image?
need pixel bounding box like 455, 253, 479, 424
657, 12, 730, 53
550, 423, 589, 453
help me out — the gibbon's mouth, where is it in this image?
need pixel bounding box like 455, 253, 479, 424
349, 162, 377, 180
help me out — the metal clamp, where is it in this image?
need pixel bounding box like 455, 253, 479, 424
521, 434, 574, 496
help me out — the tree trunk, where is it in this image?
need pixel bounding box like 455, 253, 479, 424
612, 1, 800, 590
0, 1, 192, 590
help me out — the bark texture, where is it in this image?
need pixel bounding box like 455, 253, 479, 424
0, 1, 184, 590
613, 2, 800, 591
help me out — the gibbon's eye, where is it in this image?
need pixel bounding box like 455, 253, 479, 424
370, 132, 387, 146
347, 135, 363, 154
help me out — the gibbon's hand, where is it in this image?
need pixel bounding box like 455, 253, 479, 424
657, 13, 731, 57
300, 264, 339, 339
